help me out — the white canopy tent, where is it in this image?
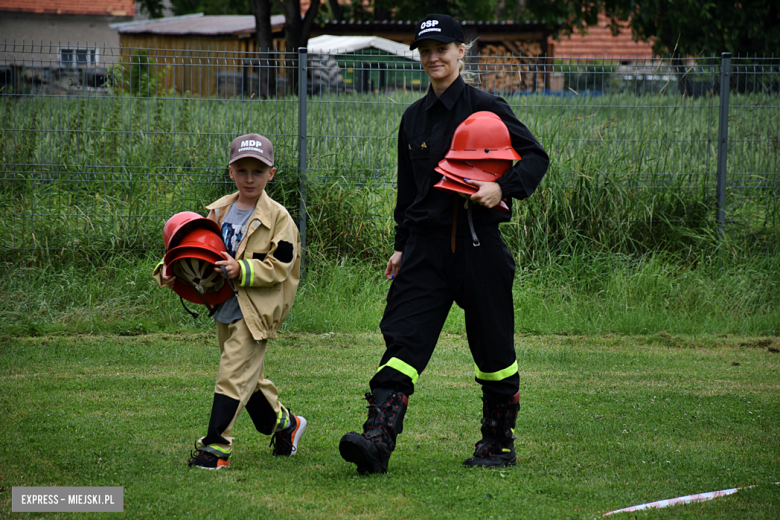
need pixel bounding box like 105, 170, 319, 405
307, 35, 420, 62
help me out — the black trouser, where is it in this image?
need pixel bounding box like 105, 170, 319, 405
370, 225, 519, 399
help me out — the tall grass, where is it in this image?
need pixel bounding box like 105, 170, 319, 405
1, 89, 778, 266
2, 250, 777, 337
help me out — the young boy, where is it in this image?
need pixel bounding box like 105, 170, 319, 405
154, 133, 305, 469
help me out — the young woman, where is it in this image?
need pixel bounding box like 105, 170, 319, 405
339, 14, 550, 474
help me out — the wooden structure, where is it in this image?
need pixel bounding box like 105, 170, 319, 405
314, 19, 556, 92
114, 15, 557, 96
114, 13, 286, 96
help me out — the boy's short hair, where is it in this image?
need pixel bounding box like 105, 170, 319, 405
229, 133, 274, 168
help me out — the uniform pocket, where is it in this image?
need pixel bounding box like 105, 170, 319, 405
247, 248, 269, 260
408, 147, 429, 161
407, 136, 431, 193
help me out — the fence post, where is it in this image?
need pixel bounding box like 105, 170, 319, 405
297, 47, 308, 278
716, 52, 731, 240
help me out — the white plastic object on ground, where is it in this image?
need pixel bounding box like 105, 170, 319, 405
603, 483, 780, 516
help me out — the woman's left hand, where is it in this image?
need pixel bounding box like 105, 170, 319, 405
465, 180, 503, 209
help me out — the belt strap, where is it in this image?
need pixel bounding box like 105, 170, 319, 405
451, 193, 459, 253
467, 200, 480, 247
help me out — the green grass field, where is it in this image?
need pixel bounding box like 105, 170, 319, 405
2, 331, 778, 518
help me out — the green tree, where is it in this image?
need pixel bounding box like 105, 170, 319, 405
137, 0, 164, 18
605, 0, 780, 57
199, 0, 252, 15
372, 0, 493, 22
171, 0, 204, 15
333, 0, 779, 57
137, 0, 253, 17
511, 0, 779, 57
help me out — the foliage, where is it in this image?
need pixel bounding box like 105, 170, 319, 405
373, 0, 780, 58
603, 0, 780, 57
137, 0, 283, 18
137, 0, 202, 18
110, 50, 175, 98
136, 0, 779, 58
3, 245, 779, 337
136, 0, 166, 18
200, 0, 253, 15
370, 0, 494, 23
2, 88, 778, 267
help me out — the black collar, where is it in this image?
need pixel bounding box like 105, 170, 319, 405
423, 76, 465, 111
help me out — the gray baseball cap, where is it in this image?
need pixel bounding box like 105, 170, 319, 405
229, 133, 274, 167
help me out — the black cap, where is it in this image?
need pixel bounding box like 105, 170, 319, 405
409, 14, 464, 51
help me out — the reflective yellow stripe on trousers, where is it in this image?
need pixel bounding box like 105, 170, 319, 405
376, 357, 420, 384
474, 361, 518, 381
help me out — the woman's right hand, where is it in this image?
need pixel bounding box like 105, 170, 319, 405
385, 251, 403, 280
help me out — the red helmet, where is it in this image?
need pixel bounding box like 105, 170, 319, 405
445, 111, 522, 161
433, 171, 476, 195
437, 158, 513, 182
163, 211, 222, 251
164, 228, 233, 306
432, 175, 510, 212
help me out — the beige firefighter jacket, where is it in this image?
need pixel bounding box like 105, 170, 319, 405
154, 190, 300, 340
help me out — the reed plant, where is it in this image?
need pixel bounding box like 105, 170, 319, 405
1, 89, 777, 267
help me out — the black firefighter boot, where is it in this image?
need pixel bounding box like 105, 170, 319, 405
339, 389, 408, 474
463, 392, 519, 468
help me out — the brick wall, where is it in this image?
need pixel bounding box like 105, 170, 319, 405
549, 14, 654, 60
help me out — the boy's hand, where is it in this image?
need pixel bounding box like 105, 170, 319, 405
161, 268, 176, 289
215, 252, 241, 280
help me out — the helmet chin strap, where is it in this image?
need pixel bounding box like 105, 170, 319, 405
179, 296, 204, 320
466, 199, 480, 247
176, 276, 218, 320
219, 266, 239, 297
178, 267, 239, 320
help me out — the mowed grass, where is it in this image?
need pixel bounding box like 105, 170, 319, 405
1, 331, 778, 519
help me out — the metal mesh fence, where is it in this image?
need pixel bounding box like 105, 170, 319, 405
1, 42, 778, 263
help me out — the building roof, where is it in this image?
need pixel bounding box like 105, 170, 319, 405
318, 19, 551, 36
0, 0, 134, 16
312, 20, 555, 53
549, 14, 654, 60
113, 13, 285, 37
307, 35, 419, 61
